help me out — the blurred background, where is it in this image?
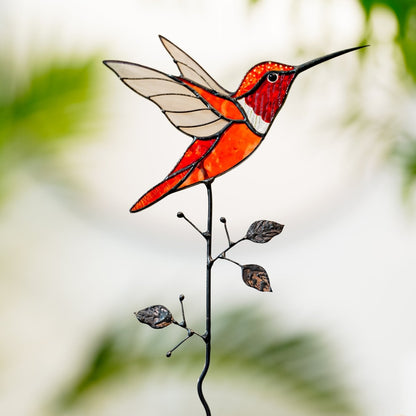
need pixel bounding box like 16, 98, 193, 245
1, 0, 415, 415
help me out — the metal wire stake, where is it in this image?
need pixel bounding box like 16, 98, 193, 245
196, 180, 213, 416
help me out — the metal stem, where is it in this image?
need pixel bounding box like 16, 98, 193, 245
197, 180, 213, 416
213, 237, 246, 263
220, 256, 242, 268
177, 211, 205, 237
166, 330, 194, 357
220, 217, 232, 246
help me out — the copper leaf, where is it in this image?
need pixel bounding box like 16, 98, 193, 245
134, 305, 173, 329
242, 264, 272, 292
246, 220, 284, 243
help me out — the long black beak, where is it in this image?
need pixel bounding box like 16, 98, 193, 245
295, 45, 369, 74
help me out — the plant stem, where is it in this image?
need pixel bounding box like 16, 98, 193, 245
197, 180, 213, 416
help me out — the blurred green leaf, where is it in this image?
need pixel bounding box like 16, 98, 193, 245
347, 0, 416, 195
0, 53, 102, 202
0, 56, 99, 146
358, 0, 416, 82
391, 135, 416, 198
57, 306, 357, 415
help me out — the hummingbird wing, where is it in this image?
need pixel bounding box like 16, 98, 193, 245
159, 36, 231, 96
103, 60, 242, 139
104, 41, 248, 213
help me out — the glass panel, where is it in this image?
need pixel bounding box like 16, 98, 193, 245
160, 36, 229, 95
124, 78, 195, 98
178, 124, 262, 190
171, 138, 217, 174
177, 62, 212, 89
104, 61, 171, 81
130, 170, 189, 212
165, 109, 219, 127
151, 94, 207, 112
179, 119, 229, 137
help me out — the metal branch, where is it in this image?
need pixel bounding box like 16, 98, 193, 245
166, 330, 194, 357
177, 211, 205, 238
178, 294, 187, 328
212, 237, 246, 263
220, 217, 232, 245
220, 256, 242, 268
165, 294, 204, 357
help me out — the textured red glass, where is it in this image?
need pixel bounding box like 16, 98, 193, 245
233, 62, 294, 97
179, 124, 263, 189
131, 170, 189, 212
245, 73, 295, 123
171, 139, 217, 174
180, 80, 245, 121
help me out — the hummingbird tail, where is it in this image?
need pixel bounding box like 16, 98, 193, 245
130, 169, 190, 213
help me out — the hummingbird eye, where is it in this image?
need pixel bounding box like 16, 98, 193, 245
267, 72, 278, 83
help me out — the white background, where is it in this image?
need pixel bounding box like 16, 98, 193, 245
1, 1, 415, 415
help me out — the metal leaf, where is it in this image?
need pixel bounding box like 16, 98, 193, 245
134, 305, 173, 329
242, 264, 272, 292
246, 220, 284, 243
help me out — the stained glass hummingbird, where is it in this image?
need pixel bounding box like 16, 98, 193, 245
104, 36, 366, 212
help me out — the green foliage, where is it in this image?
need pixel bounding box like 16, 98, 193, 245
0, 53, 101, 202
355, 0, 416, 196
57, 306, 357, 415
392, 136, 416, 199
359, 0, 416, 82
246, 0, 416, 194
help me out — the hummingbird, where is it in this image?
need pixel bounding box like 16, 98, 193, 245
104, 36, 366, 212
